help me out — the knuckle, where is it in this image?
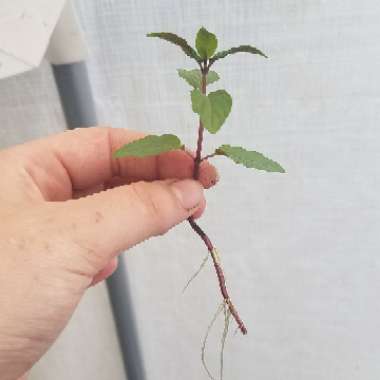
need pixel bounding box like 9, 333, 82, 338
128, 181, 173, 236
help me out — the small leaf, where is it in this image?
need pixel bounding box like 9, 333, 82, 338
195, 27, 218, 59
147, 32, 201, 61
216, 144, 285, 173
211, 45, 268, 63
191, 89, 232, 134
177, 69, 219, 89
205, 71, 220, 86
113, 134, 183, 158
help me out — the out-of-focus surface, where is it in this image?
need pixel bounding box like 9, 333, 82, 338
1, 1, 380, 379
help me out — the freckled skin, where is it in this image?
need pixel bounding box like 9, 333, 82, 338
95, 211, 103, 223
17, 239, 26, 250
0, 127, 217, 380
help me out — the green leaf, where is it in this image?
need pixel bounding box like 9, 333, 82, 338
177, 69, 219, 89
113, 134, 183, 158
191, 89, 232, 134
195, 27, 218, 59
191, 88, 209, 122
215, 145, 285, 173
147, 32, 201, 61
211, 45, 268, 63
205, 71, 219, 86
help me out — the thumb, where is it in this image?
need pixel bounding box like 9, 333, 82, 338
53, 179, 204, 271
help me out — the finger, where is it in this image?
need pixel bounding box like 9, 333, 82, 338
90, 257, 118, 287
192, 196, 206, 219
53, 179, 204, 272
73, 183, 105, 199
9, 127, 218, 201
198, 160, 220, 188
16, 373, 28, 380
102, 160, 219, 191
77, 181, 207, 218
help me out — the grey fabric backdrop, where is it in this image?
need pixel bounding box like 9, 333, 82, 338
0, 1, 379, 379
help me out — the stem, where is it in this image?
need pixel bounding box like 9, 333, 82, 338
193, 124, 204, 180
187, 63, 247, 335
188, 218, 247, 335
201, 153, 217, 162
193, 64, 207, 180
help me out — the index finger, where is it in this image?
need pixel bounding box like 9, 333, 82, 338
13, 127, 218, 199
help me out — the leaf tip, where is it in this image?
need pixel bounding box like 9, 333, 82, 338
195, 26, 218, 59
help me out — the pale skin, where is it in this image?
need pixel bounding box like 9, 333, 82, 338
0, 127, 218, 380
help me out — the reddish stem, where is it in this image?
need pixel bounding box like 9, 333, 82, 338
188, 218, 247, 335
187, 63, 247, 335
193, 124, 204, 180
200, 153, 217, 162
193, 66, 207, 180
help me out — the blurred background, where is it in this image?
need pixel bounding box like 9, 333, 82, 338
1, 1, 380, 379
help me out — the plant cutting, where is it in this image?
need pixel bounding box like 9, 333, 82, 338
114, 27, 285, 378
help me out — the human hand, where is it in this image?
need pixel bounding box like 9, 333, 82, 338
0, 127, 217, 380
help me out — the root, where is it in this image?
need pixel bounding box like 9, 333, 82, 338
182, 255, 209, 294
201, 302, 232, 380
202, 302, 224, 380
220, 305, 231, 380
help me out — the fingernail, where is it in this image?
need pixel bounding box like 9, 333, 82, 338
170, 179, 203, 210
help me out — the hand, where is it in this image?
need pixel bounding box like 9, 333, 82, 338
0, 127, 217, 380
